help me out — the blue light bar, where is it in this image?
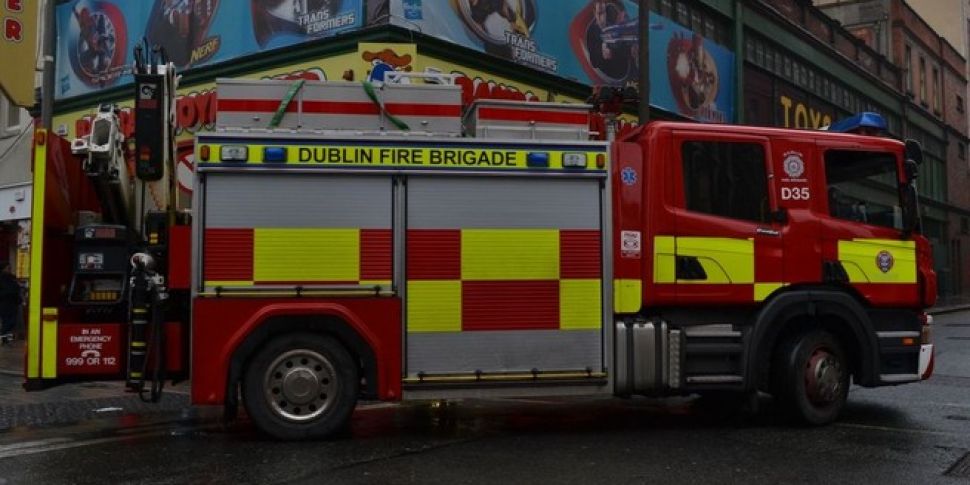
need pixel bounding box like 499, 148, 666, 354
828, 112, 887, 133
263, 147, 287, 162
526, 152, 550, 168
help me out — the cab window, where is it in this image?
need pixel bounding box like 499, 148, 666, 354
681, 141, 769, 223
824, 150, 901, 230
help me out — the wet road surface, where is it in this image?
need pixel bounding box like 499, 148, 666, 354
0, 311, 968, 484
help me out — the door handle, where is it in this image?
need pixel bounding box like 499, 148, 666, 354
756, 227, 780, 237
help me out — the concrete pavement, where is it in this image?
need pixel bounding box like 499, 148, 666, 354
0, 338, 22, 377
0, 310, 966, 483
0, 339, 190, 431
931, 298, 970, 315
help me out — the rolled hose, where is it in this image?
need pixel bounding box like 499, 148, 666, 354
363, 81, 410, 131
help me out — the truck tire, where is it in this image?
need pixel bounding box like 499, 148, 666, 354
772, 330, 849, 425
242, 333, 358, 440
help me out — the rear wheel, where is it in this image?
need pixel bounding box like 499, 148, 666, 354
242, 333, 358, 440
772, 330, 849, 425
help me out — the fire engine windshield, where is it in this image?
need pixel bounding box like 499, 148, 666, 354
824, 150, 903, 230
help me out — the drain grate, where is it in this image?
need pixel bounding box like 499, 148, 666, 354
948, 337, 970, 341
944, 323, 970, 327
947, 452, 970, 478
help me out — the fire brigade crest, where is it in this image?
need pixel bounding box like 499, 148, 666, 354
876, 250, 894, 273
783, 152, 805, 178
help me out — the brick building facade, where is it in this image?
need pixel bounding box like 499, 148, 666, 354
907, 0, 970, 296
817, 0, 970, 296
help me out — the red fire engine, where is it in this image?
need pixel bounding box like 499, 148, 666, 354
24, 64, 936, 440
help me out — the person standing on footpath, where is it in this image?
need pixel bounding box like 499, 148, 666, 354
0, 263, 21, 344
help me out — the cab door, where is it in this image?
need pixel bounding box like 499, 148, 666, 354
662, 131, 784, 305
815, 143, 920, 307
772, 139, 823, 290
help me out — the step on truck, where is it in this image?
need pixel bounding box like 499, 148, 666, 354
24, 65, 936, 439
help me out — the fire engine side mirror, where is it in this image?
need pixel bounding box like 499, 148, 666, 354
904, 159, 919, 183
900, 183, 920, 234
904, 139, 923, 165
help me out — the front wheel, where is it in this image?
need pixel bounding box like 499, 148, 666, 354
772, 330, 850, 425
242, 333, 359, 440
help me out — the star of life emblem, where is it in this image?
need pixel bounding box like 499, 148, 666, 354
621, 167, 637, 186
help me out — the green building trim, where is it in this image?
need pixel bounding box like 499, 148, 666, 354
740, 7, 902, 112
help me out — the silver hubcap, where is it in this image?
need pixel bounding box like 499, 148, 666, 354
805, 349, 843, 405
264, 349, 337, 422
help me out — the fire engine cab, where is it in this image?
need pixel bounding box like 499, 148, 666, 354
24, 66, 936, 440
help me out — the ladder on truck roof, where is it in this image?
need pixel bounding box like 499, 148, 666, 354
215, 73, 594, 141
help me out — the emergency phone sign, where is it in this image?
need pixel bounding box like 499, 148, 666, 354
57, 324, 122, 375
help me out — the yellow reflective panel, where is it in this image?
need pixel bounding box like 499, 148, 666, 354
560, 279, 602, 330
254, 228, 360, 282
838, 239, 917, 284
653, 236, 677, 284
41, 308, 58, 379
676, 237, 754, 284
613, 278, 642, 314
688, 257, 732, 284
407, 280, 462, 333
754, 282, 786, 302
205, 280, 255, 288
461, 229, 559, 280
203, 143, 608, 171
840, 261, 869, 283
27, 132, 48, 379
359, 280, 393, 287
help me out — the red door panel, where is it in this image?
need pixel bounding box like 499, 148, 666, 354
663, 131, 783, 306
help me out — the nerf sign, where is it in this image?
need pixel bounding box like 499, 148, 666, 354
198, 143, 607, 170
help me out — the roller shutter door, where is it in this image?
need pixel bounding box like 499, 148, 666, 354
200, 173, 393, 291
405, 176, 605, 376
